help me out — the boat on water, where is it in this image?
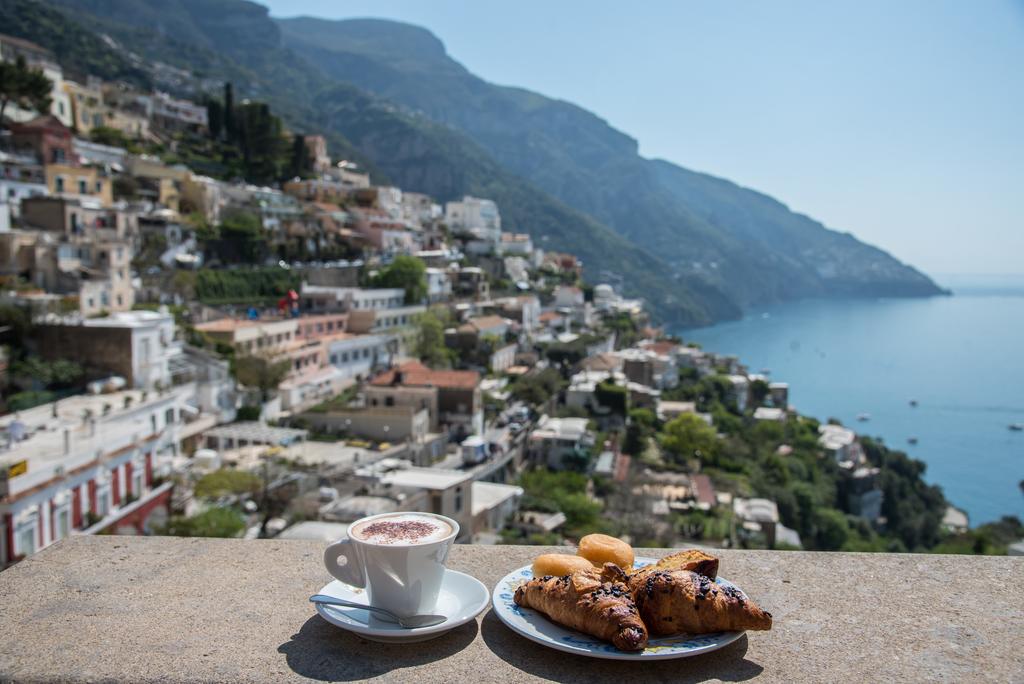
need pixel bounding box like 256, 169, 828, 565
1010, 423, 1024, 432
908, 437, 919, 445
909, 399, 918, 407
857, 413, 871, 422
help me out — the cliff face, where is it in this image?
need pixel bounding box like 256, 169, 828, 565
28, 0, 945, 325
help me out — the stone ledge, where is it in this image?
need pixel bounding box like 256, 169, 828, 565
0, 536, 1020, 682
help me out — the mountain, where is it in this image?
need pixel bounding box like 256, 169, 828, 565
276, 17, 945, 308
15, 0, 944, 325
15, 0, 727, 325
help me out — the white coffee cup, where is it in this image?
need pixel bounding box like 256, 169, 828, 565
324, 512, 459, 618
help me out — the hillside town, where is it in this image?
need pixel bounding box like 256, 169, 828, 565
0, 33, 988, 568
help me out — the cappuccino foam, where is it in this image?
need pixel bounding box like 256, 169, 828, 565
350, 514, 452, 545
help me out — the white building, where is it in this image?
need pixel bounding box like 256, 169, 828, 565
818, 424, 865, 468
471, 480, 523, 539
0, 150, 48, 218
528, 416, 593, 471
553, 285, 585, 308
753, 407, 787, 422
425, 267, 452, 303
497, 233, 533, 256
300, 285, 405, 313
0, 385, 205, 567
354, 459, 474, 541
324, 332, 396, 381
0, 35, 73, 126
444, 196, 501, 243
727, 375, 750, 412
86, 309, 177, 388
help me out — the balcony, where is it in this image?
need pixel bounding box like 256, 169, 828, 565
0, 537, 1019, 682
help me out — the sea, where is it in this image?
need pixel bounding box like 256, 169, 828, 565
680, 274, 1024, 526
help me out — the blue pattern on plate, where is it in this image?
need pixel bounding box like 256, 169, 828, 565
491, 556, 746, 660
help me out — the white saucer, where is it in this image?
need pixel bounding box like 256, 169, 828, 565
314, 568, 489, 643
492, 557, 745, 660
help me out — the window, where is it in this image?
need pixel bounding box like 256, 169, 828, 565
97, 486, 110, 516
385, 397, 394, 407
341, 352, 349, 363
165, 408, 175, 425
116, 294, 123, 307
133, 469, 144, 497
95, 181, 102, 193
455, 487, 463, 513
17, 524, 35, 557
56, 508, 70, 540
78, 179, 87, 194
363, 349, 370, 359
55, 176, 64, 193
330, 355, 338, 364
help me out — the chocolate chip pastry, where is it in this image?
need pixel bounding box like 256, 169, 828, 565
513, 569, 649, 651
623, 564, 773, 636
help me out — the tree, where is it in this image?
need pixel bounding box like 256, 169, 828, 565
206, 95, 223, 140
194, 469, 261, 499
234, 101, 286, 183
750, 378, 770, 406
373, 255, 427, 304
232, 355, 290, 401
289, 133, 308, 178
0, 56, 52, 124
623, 408, 656, 455
161, 507, 245, 538
813, 509, 850, 551
223, 82, 235, 143
510, 368, 564, 406
661, 413, 718, 463
413, 310, 452, 368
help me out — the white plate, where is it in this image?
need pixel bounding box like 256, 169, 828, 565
314, 568, 489, 643
491, 557, 745, 660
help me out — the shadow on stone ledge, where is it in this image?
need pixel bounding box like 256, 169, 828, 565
479, 610, 764, 682
279, 614, 479, 681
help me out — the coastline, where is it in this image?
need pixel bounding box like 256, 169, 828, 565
677, 290, 1024, 526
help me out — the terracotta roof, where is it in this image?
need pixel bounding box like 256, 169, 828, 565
312, 202, 343, 213
539, 311, 564, 323
691, 474, 716, 507
642, 340, 680, 356
466, 315, 507, 331
195, 318, 294, 333
581, 353, 621, 372
370, 361, 479, 390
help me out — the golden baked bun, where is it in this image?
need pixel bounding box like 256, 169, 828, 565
532, 553, 595, 577
577, 534, 635, 570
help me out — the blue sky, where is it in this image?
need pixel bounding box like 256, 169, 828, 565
263, 0, 1024, 278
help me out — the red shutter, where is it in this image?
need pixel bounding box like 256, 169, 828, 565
50, 500, 56, 542
88, 479, 97, 514
125, 462, 134, 497
72, 486, 82, 529
145, 453, 153, 487
111, 467, 121, 506
4, 513, 14, 563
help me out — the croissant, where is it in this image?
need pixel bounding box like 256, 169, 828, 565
636, 549, 719, 580
628, 568, 772, 635
514, 570, 649, 651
